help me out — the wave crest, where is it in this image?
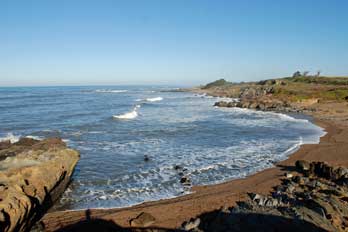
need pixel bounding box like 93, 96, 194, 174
136, 97, 163, 102
0, 133, 20, 143
113, 105, 140, 120
96, 89, 128, 93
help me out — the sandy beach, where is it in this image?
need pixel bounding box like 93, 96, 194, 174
39, 101, 348, 231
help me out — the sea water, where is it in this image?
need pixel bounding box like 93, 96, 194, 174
0, 86, 325, 210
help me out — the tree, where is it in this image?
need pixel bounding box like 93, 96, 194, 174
292, 71, 301, 78
302, 71, 310, 77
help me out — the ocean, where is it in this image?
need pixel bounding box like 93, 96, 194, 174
0, 86, 325, 210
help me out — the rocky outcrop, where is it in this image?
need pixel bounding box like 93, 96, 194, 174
0, 137, 79, 232
181, 161, 348, 232
214, 99, 300, 112
239, 86, 275, 99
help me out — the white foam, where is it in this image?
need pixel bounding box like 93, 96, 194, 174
113, 106, 139, 120
25, 135, 43, 140
0, 133, 20, 143
135, 97, 163, 102
145, 97, 163, 102
95, 89, 128, 93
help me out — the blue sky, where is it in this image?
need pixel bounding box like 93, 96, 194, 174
0, 0, 347, 86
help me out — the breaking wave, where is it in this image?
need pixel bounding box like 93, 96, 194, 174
113, 105, 141, 120
96, 89, 128, 93
136, 97, 163, 102
0, 133, 20, 143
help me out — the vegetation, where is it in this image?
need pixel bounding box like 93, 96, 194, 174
202, 74, 348, 102
203, 79, 232, 89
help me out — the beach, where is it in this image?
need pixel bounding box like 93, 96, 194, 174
39, 99, 348, 231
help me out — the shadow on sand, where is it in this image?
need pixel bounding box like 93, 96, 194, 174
54, 208, 326, 232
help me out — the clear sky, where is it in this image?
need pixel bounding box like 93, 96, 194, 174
0, 0, 347, 86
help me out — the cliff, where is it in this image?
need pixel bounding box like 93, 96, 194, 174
0, 137, 79, 232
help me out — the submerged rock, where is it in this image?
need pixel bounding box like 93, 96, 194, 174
144, 155, 150, 162
0, 137, 79, 232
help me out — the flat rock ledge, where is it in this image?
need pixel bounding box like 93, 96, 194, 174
214, 100, 313, 113
0, 137, 79, 232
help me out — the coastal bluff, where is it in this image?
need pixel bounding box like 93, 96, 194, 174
0, 137, 79, 232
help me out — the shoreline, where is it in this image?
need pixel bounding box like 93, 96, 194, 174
40, 104, 348, 231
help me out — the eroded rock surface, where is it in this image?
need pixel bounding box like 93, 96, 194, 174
181, 161, 348, 232
0, 137, 79, 232
214, 100, 301, 112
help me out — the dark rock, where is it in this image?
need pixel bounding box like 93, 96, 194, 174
144, 155, 150, 162
295, 160, 311, 172
181, 161, 348, 232
0, 140, 11, 150
13, 137, 38, 146
180, 176, 191, 185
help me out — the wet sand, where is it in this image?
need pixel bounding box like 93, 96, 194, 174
40, 102, 348, 231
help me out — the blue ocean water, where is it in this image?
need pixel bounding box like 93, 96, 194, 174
0, 86, 325, 210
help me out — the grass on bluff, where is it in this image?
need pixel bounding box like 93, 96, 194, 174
274, 76, 348, 101
203, 76, 348, 102
202, 78, 233, 89
284, 76, 348, 86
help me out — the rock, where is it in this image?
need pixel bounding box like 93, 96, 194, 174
0, 138, 79, 232
295, 160, 311, 172
284, 173, 293, 178
174, 165, 182, 170
182, 218, 200, 231
0, 140, 11, 150
248, 193, 262, 201
181, 161, 348, 232
214, 99, 296, 112
13, 137, 38, 146
180, 176, 191, 185
220, 205, 231, 214
130, 212, 156, 227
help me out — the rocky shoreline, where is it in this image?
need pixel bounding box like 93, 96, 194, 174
39, 111, 348, 231
0, 137, 79, 232
213, 100, 303, 113
181, 160, 348, 231
3, 77, 348, 231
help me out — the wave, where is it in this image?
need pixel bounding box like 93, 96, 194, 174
0, 133, 20, 143
136, 97, 163, 102
113, 105, 140, 120
0, 133, 44, 143
25, 135, 43, 140
95, 89, 128, 93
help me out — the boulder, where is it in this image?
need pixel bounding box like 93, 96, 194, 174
182, 218, 201, 231
0, 140, 11, 150
295, 160, 311, 172
13, 137, 39, 147
0, 138, 79, 232
130, 212, 156, 227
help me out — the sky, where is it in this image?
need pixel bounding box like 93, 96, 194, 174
0, 0, 347, 86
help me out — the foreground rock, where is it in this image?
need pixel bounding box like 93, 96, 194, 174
182, 161, 348, 231
0, 137, 79, 232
